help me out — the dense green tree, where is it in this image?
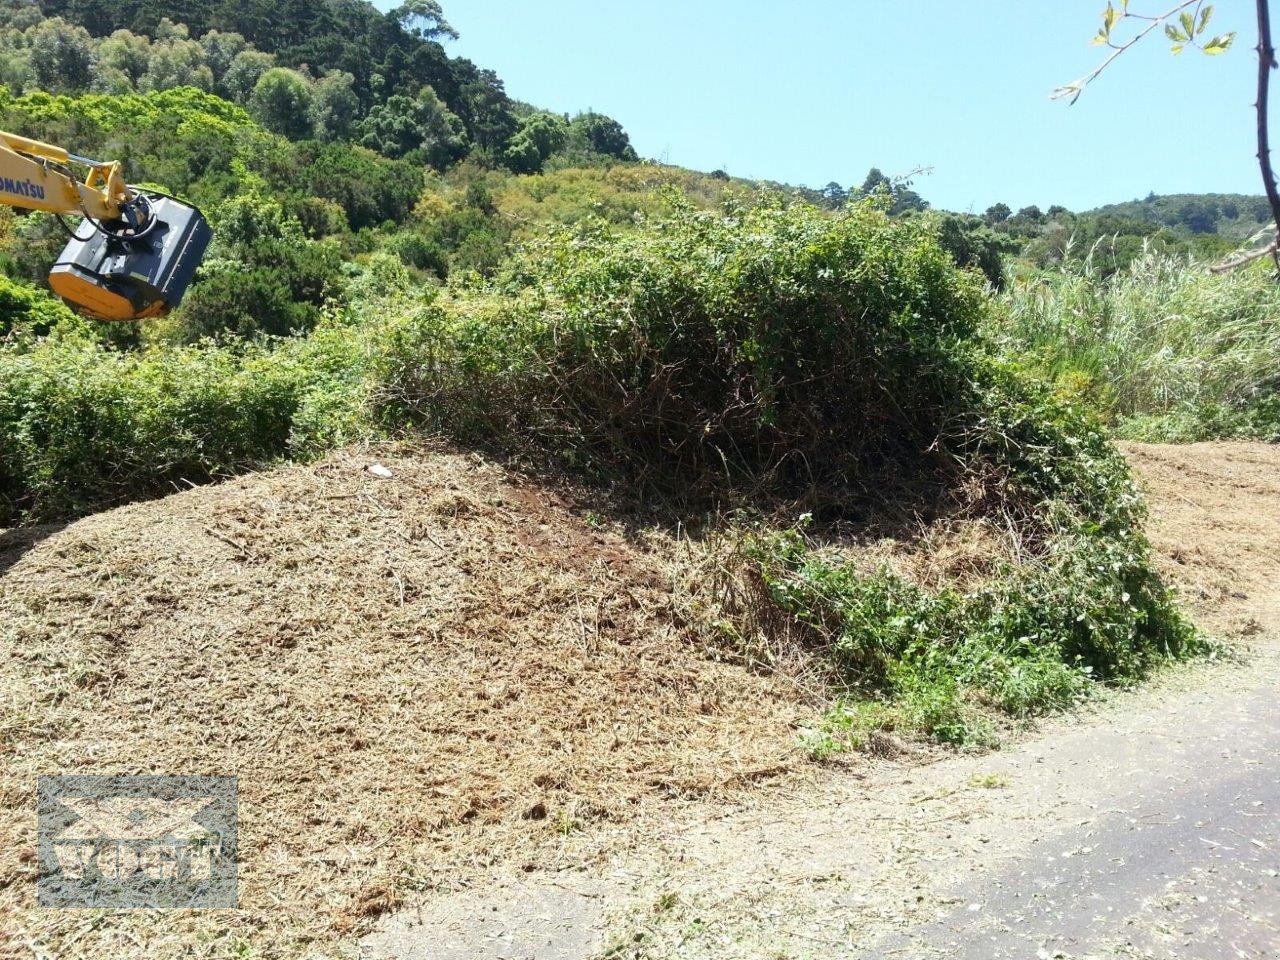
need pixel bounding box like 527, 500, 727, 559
984, 203, 1012, 225
34, 0, 638, 172
818, 181, 848, 209
173, 191, 344, 339
296, 142, 419, 230
0, 24, 32, 90
453, 69, 517, 152
502, 110, 568, 173
889, 183, 927, 214
140, 32, 212, 91
311, 70, 360, 143
932, 213, 1013, 287
568, 111, 636, 161
97, 28, 150, 86
1015, 205, 1045, 224
0, 0, 42, 31
393, 0, 457, 41
151, 15, 188, 41
199, 29, 246, 81
1081, 194, 1273, 240
221, 48, 274, 103
1176, 198, 1218, 233
27, 17, 95, 91
286, 196, 348, 238
859, 167, 891, 194
89, 63, 131, 93
176, 266, 307, 340
359, 85, 467, 166
249, 66, 314, 139
852, 167, 928, 215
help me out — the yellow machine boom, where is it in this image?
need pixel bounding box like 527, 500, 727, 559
0, 130, 210, 321
0, 131, 131, 221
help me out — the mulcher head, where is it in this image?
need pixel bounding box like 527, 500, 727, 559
48, 195, 212, 322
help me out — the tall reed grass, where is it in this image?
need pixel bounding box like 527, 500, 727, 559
991, 254, 1280, 441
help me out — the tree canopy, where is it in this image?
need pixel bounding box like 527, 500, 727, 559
17, 0, 638, 175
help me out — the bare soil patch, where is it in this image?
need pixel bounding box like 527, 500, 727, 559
1121, 440, 1280, 638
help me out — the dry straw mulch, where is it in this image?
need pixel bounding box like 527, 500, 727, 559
0, 443, 806, 958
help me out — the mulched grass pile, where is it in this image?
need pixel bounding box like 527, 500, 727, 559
0, 443, 805, 958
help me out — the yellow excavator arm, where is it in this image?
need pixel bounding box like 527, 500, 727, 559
0, 130, 211, 321
0, 131, 131, 220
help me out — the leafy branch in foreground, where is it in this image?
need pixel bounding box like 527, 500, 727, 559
1053, 3, 1280, 274
1052, 1, 1235, 104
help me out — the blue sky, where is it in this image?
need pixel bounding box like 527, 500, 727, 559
375, 1, 1260, 212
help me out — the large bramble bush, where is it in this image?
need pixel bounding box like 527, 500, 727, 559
0, 324, 369, 522
377, 201, 1199, 742
0, 200, 1198, 744
380, 201, 988, 493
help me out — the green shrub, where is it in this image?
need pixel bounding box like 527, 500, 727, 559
367, 201, 1199, 747
0, 274, 79, 338
174, 266, 313, 340
167, 193, 347, 341
0, 327, 370, 523
297, 142, 421, 231
746, 361, 1199, 748
931, 212, 1015, 288
385, 231, 449, 278
381, 201, 987, 495
2, 211, 75, 287
393, 175, 511, 279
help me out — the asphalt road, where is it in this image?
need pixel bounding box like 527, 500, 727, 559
867, 668, 1280, 959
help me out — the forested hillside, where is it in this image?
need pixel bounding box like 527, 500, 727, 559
1088, 192, 1273, 238
961, 196, 1256, 275
0, 0, 703, 345
17, 0, 638, 171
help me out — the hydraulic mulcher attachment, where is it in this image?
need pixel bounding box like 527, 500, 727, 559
49, 195, 212, 322
0, 130, 213, 322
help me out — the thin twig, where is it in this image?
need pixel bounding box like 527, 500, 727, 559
1256, 0, 1280, 269
1054, 1, 1202, 103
